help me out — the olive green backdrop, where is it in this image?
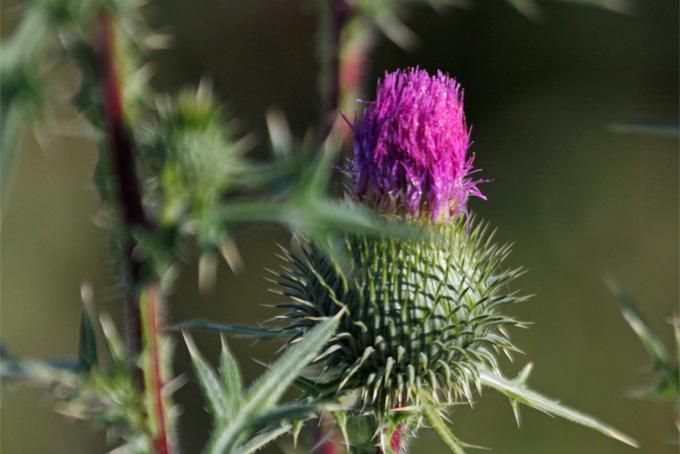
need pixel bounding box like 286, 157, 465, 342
1, 1, 678, 453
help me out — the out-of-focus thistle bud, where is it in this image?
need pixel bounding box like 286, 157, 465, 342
138, 85, 247, 225
349, 67, 485, 222
274, 68, 522, 448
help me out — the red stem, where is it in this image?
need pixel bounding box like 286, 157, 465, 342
143, 284, 171, 454
96, 13, 170, 454
96, 12, 151, 362
97, 13, 151, 231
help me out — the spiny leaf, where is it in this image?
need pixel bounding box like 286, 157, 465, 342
250, 403, 317, 428
172, 320, 285, 339
219, 335, 243, 414
478, 367, 638, 448
235, 423, 293, 454
183, 332, 230, 421
78, 302, 98, 372
208, 315, 340, 453
607, 279, 679, 399
607, 279, 670, 370
332, 410, 350, 450
0, 355, 81, 387
421, 395, 469, 454
217, 197, 418, 244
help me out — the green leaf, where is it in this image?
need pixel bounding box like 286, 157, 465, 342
208, 315, 340, 453
609, 121, 680, 138
235, 423, 292, 454
183, 332, 230, 421
607, 279, 679, 399
421, 394, 478, 454
78, 305, 98, 372
607, 279, 670, 370
173, 320, 285, 339
0, 355, 81, 387
250, 403, 317, 429
478, 366, 638, 448
219, 335, 243, 415
332, 410, 350, 450
217, 196, 423, 274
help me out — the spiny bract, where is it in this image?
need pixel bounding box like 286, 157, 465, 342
274, 218, 525, 421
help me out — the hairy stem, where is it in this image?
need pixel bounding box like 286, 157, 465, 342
96, 12, 152, 360
96, 15, 172, 453
142, 284, 171, 454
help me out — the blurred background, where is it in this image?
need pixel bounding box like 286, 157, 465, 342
1, 0, 678, 453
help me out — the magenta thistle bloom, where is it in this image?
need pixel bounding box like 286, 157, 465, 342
350, 67, 485, 221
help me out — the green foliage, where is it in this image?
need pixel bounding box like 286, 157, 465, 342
421, 394, 473, 454
0, 314, 160, 453
78, 299, 99, 372
607, 280, 679, 400
183, 316, 340, 453
609, 121, 680, 138
173, 320, 286, 339
348, 0, 630, 49
138, 86, 249, 227
478, 366, 638, 448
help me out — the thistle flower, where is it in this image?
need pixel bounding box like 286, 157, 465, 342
350, 67, 485, 222
274, 69, 517, 448
274, 70, 634, 452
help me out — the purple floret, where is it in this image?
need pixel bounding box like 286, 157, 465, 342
350, 67, 485, 222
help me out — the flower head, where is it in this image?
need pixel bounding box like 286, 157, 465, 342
350, 67, 485, 221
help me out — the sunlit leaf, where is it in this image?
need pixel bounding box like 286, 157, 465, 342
219, 336, 243, 415
606, 279, 671, 370
421, 395, 470, 454
183, 332, 232, 421
235, 423, 293, 454
479, 366, 638, 448
208, 315, 340, 453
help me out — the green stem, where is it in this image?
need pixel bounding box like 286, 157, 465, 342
318, 0, 351, 140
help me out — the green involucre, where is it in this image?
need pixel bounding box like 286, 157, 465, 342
275, 218, 524, 421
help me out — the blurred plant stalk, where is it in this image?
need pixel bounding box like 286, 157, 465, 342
96, 11, 152, 360
96, 11, 172, 453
